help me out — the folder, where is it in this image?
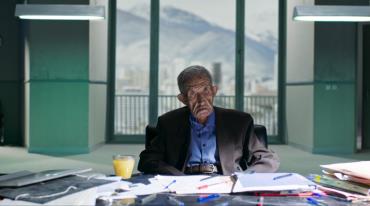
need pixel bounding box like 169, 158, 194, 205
320, 161, 370, 180
310, 174, 370, 196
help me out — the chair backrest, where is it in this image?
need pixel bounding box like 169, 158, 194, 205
145, 125, 157, 149
145, 124, 268, 149
254, 124, 268, 148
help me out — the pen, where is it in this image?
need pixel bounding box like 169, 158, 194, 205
257, 196, 264, 206
138, 194, 157, 205
197, 194, 220, 203
306, 197, 328, 206
307, 197, 320, 205
273, 173, 293, 180
200, 176, 215, 182
256, 192, 312, 197
164, 179, 176, 189
197, 180, 230, 190
167, 196, 185, 206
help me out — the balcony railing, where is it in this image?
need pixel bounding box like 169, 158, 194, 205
115, 95, 278, 136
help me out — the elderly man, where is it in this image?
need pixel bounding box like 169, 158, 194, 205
138, 65, 279, 175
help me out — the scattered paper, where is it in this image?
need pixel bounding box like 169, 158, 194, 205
233, 173, 316, 193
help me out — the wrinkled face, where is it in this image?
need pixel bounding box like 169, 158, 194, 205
178, 77, 217, 124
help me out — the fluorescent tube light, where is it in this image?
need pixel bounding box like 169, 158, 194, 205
15, 4, 105, 20
293, 5, 370, 22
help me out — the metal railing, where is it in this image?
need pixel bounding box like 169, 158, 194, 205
115, 94, 277, 135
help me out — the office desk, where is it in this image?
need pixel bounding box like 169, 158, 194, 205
110, 193, 369, 206
105, 174, 369, 206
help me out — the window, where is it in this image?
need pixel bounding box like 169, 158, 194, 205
244, 1, 279, 137
158, 0, 236, 115
114, 0, 150, 135
112, 0, 281, 141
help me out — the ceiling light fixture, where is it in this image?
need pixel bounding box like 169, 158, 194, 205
15, 4, 105, 20
293, 5, 370, 22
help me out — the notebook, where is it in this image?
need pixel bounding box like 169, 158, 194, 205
0, 168, 92, 187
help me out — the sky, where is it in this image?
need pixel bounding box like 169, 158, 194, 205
116, 0, 278, 36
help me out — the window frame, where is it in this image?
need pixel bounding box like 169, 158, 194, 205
106, 0, 286, 144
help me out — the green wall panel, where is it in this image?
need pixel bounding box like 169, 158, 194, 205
0, 82, 22, 146
28, 21, 88, 80
29, 83, 89, 154
314, 23, 356, 82
363, 25, 370, 149
0, 1, 22, 146
26, 7, 93, 155
314, 83, 355, 154
0, 1, 20, 81
311, 5, 358, 154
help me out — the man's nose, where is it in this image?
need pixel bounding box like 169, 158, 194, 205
195, 93, 206, 102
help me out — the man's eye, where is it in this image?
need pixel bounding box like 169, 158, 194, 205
188, 91, 195, 98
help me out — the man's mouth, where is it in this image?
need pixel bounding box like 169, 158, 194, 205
195, 107, 208, 115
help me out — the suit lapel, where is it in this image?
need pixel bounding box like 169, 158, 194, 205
177, 108, 191, 171
215, 107, 235, 175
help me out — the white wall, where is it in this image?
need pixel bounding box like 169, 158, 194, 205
285, 0, 315, 149
286, 0, 314, 83
88, 0, 109, 148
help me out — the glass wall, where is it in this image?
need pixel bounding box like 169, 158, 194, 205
113, 0, 280, 139
244, 0, 279, 136
114, 0, 150, 135
158, 0, 236, 115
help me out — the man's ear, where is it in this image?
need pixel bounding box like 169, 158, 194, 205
177, 94, 188, 105
212, 85, 218, 96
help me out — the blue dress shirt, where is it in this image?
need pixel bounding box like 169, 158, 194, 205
187, 112, 219, 166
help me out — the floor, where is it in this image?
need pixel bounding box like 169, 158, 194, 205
1, 144, 369, 176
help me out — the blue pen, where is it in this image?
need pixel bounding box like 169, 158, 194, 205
273, 173, 293, 180
197, 194, 220, 203
306, 197, 328, 206
164, 179, 176, 189
307, 197, 319, 205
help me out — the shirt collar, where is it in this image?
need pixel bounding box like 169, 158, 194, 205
189, 111, 215, 130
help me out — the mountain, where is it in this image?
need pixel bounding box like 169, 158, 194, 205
115, 5, 276, 93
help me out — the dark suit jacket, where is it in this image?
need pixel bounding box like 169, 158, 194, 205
138, 106, 279, 175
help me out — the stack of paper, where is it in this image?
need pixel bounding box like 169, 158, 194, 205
309, 161, 370, 202
321, 161, 370, 183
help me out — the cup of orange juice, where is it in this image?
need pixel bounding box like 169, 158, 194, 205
113, 155, 135, 179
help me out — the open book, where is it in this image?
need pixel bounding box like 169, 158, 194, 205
151, 173, 316, 194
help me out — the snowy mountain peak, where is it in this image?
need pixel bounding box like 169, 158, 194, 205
128, 4, 212, 28
129, 3, 150, 20
161, 6, 211, 27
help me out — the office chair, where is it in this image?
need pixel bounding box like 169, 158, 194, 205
145, 125, 158, 149
145, 124, 268, 149
253, 124, 268, 148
